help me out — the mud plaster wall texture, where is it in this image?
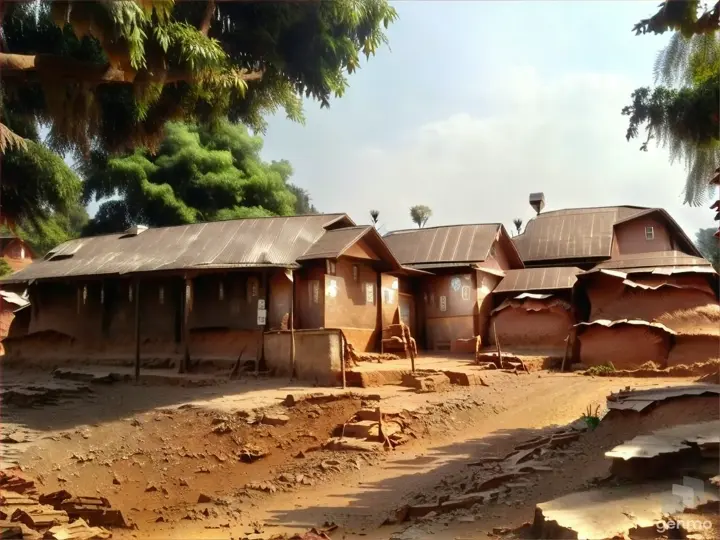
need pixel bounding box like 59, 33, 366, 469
190, 273, 265, 331
296, 263, 325, 330
476, 271, 503, 343
324, 258, 379, 352
578, 325, 671, 369
585, 274, 720, 334
667, 334, 720, 366
421, 273, 476, 351
612, 217, 673, 256
490, 303, 573, 351
264, 330, 341, 385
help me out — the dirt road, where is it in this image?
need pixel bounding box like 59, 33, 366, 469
2, 369, 698, 540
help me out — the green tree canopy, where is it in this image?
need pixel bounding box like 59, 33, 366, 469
81, 120, 316, 233
410, 205, 432, 228
1, 0, 397, 156
623, 1, 719, 205
695, 227, 720, 272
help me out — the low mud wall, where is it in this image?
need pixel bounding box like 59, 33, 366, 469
578, 325, 671, 370
490, 305, 573, 351
3, 328, 260, 370
667, 334, 720, 366
264, 330, 342, 386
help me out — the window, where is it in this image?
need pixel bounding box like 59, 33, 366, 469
159, 286, 165, 304
219, 282, 225, 301
352, 264, 359, 282
645, 226, 655, 240
439, 295, 447, 312
365, 282, 374, 304
19, 246, 25, 259
310, 281, 320, 304
326, 259, 336, 275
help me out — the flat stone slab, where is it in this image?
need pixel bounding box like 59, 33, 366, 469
606, 421, 720, 461
534, 479, 720, 540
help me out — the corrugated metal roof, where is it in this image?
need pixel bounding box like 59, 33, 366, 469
384, 224, 501, 266
3, 214, 353, 283
514, 206, 648, 262
297, 226, 372, 260
493, 267, 582, 293
592, 251, 712, 271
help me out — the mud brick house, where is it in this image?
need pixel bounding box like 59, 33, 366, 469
383, 224, 523, 352
510, 196, 719, 369
489, 267, 582, 354
0, 233, 34, 272
1, 214, 417, 383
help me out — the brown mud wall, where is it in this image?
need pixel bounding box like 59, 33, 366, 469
578, 325, 671, 369
421, 273, 477, 351
586, 274, 719, 334
324, 258, 378, 352
612, 217, 673, 256
490, 304, 573, 352
667, 334, 720, 366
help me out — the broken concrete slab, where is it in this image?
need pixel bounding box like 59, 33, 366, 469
607, 384, 720, 413
0, 471, 36, 495
533, 480, 720, 540
606, 420, 720, 480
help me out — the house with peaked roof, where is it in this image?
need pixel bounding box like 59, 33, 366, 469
383, 223, 523, 352
2, 214, 416, 384
504, 195, 719, 369
0, 233, 34, 273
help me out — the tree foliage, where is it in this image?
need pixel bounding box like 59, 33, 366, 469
512, 218, 523, 236
0, 258, 13, 278
0, 0, 397, 156
410, 205, 432, 228
17, 202, 89, 256
81, 120, 315, 233
623, 1, 719, 205
370, 209, 380, 227
0, 97, 83, 233
695, 227, 720, 271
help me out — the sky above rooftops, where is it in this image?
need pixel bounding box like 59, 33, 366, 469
258, 1, 716, 239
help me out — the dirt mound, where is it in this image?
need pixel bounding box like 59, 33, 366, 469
585, 359, 719, 379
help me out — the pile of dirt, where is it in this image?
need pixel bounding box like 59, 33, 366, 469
583, 359, 719, 379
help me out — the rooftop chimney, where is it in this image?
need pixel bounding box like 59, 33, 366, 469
124, 225, 148, 237
529, 192, 545, 215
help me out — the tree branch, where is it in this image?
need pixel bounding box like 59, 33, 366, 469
0, 52, 263, 85
199, 0, 215, 36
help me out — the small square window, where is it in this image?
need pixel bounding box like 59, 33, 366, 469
645, 226, 654, 240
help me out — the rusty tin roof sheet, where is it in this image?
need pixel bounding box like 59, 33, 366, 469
592, 251, 713, 271
515, 206, 702, 263
384, 224, 502, 266
3, 214, 353, 283
514, 206, 648, 262
607, 384, 720, 411
493, 266, 582, 294
297, 226, 373, 260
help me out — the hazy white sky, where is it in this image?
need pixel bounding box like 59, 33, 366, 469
258, 1, 716, 238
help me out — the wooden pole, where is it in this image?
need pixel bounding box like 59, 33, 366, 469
340, 330, 346, 389
180, 276, 191, 374
134, 279, 141, 382
257, 270, 269, 376
561, 328, 575, 372
288, 269, 296, 379
492, 321, 503, 369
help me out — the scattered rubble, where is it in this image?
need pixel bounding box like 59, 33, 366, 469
0, 381, 92, 408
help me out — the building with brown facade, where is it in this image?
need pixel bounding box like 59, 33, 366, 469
1, 214, 418, 384
0, 233, 34, 272
383, 223, 523, 352
506, 197, 719, 369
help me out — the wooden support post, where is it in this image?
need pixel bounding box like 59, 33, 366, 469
289, 270, 296, 379
180, 276, 191, 374
340, 330, 346, 389
492, 321, 503, 369
561, 328, 576, 372
134, 279, 141, 383
257, 270, 269, 376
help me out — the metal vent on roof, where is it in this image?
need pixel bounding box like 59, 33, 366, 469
124, 225, 148, 237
